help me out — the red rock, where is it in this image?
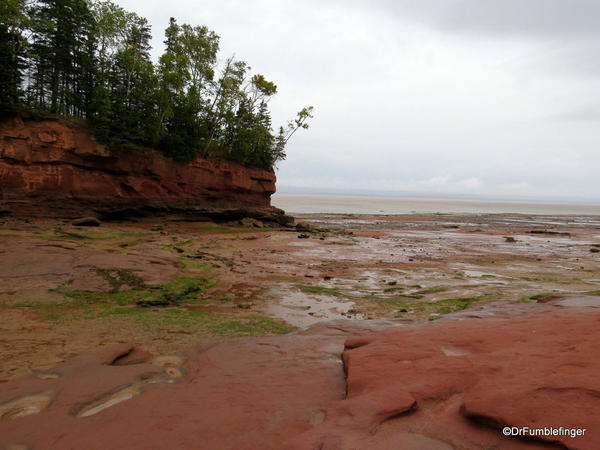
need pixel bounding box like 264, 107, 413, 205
0, 116, 287, 222
2, 311, 599, 449
295, 308, 600, 449
0, 331, 348, 450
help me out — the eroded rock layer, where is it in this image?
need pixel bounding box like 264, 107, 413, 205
0, 115, 286, 222
293, 307, 600, 449
1, 308, 599, 449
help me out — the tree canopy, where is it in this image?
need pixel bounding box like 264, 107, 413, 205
0, 0, 313, 169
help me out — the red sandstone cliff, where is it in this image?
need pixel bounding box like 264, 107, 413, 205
0, 115, 289, 222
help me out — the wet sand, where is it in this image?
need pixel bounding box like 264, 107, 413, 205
1, 212, 600, 381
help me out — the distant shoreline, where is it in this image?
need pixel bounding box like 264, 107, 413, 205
273, 193, 600, 216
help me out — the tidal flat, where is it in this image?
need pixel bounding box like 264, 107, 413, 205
1, 212, 599, 381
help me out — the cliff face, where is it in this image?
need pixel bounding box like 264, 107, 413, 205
0, 116, 287, 222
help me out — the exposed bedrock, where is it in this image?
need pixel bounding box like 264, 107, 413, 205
1, 308, 599, 449
292, 307, 600, 449
0, 115, 292, 224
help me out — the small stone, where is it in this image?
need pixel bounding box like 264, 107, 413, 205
239, 217, 263, 228
298, 233, 310, 239
72, 217, 101, 227
295, 222, 314, 232
165, 367, 183, 379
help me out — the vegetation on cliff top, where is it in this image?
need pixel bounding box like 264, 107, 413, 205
0, 0, 313, 169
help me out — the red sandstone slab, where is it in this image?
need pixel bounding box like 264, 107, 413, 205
294, 308, 600, 449
2, 310, 599, 449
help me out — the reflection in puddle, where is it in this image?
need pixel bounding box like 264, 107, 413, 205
463, 270, 500, 278
441, 346, 470, 357
266, 285, 363, 328
74, 384, 141, 418
551, 296, 600, 308
0, 391, 54, 420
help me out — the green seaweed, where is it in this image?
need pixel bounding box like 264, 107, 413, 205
413, 285, 450, 295
50, 276, 212, 307
373, 294, 496, 316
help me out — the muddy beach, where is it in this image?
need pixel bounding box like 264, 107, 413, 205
1, 212, 600, 449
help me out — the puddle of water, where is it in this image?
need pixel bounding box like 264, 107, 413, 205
0, 391, 54, 420
36, 372, 61, 380
75, 385, 141, 418
463, 270, 501, 278
551, 296, 600, 308
354, 270, 386, 290
441, 347, 470, 357
265, 285, 363, 328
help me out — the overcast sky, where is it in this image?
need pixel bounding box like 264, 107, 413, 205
120, 0, 600, 201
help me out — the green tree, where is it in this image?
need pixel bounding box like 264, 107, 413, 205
106, 16, 158, 146
157, 18, 219, 159
90, 0, 133, 85
201, 56, 247, 156
1, 2, 312, 170
272, 106, 314, 165
27, 0, 95, 116
0, 0, 27, 112
87, 5, 159, 148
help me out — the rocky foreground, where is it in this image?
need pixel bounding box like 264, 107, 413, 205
0, 302, 598, 449
1, 213, 600, 449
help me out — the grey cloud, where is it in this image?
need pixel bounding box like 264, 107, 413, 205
363, 0, 600, 38
117, 0, 600, 201
550, 104, 600, 122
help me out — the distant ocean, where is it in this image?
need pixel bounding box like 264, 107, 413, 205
272, 193, 600, 215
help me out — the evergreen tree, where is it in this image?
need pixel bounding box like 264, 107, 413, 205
105, 15, 158, 147
157, 18, 219, 159
0, 0, 27, 112
1, 1, 312, 169
28, 0, 95, 116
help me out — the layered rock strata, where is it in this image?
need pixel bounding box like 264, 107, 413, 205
0, 115, 289, 223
